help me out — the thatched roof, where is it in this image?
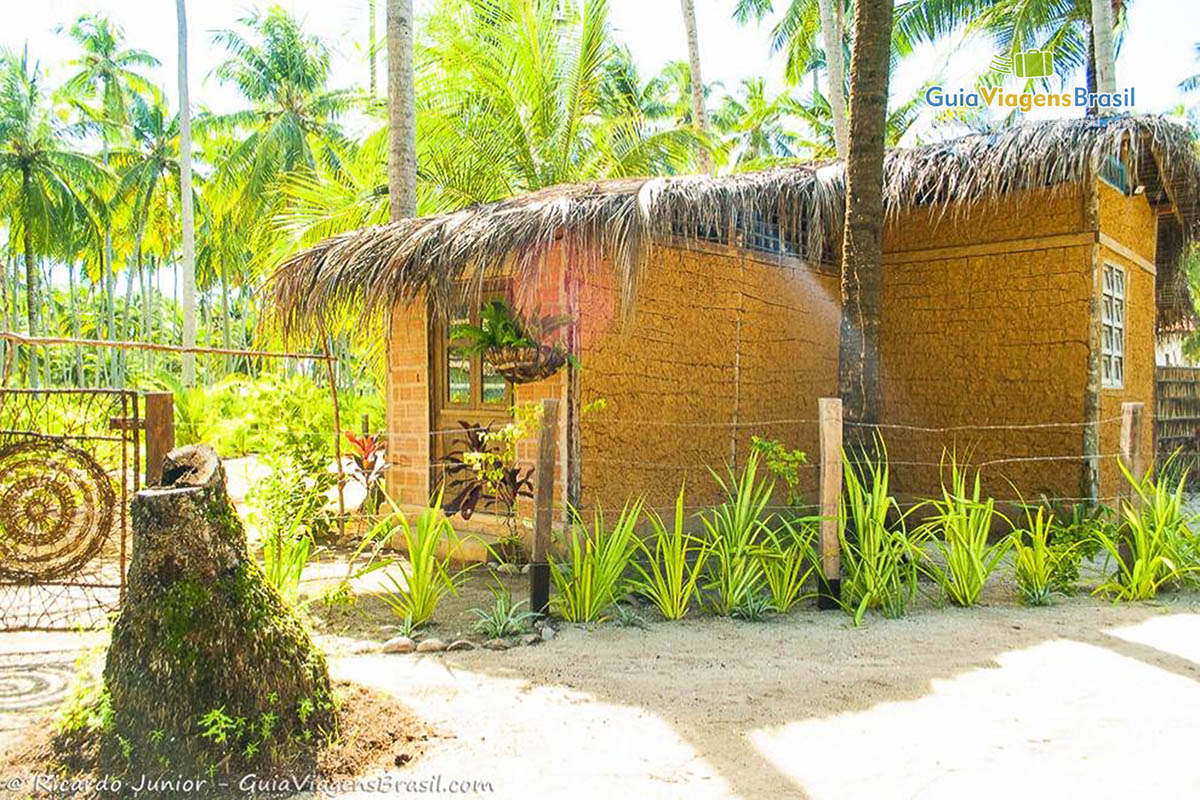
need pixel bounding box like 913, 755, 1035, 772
267, 115, 1200, 338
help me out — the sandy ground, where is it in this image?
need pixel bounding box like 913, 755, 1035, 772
5, 588, 1200, 799
321, 596, 1200, 800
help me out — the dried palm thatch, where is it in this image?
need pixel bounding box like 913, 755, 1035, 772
266, 115, 1200, 339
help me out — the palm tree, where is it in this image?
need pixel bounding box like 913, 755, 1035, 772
838, 0, 895, 436
680, 0, 713, 174
112, 93, 186, 358
1090, 0, 1117, 98
0, 50, 108, 387
177, 0, 197, 385
387, 0, 418, 220
416, 0, 695, 212
1182, 44, 1200, 94
206, 7, 355, 218
710, 79, 803, 170
60, 15, 158, 381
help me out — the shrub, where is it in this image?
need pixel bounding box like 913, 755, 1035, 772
1039, 497, 1109, 590
634, 486, 709, 620
1093, 460, 1198, 601
550, 501, 644, 622
471, 584, 537, 638
920, 455, 1010, 607
731, 590, 775, 621
379, 493, 469, 626
758, 517, 817, 613
701, 452, 772, 616
839, 440, 923, 625
1010, 507, 1064, 606
749, 435, 808, 506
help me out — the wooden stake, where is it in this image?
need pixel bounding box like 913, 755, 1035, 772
1120, 401, 1146, 506
144, 391, 175, 486
530, 397, 560, 616
818, 397, 842, 609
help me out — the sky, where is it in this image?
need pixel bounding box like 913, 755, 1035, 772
1, 0, 1197, 139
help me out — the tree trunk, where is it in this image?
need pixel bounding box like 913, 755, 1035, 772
104, 445, 335, 778
177, 0, 198, 386
387, 0, 417, 220
369, 0, 378, 97
818, 0, 849, 159
680, 0, 712, 175
1090, 0, 1117, 101
67, 261, 84, 384
21, 172, 39, 389
220, 259, 233, 373
838, 0, 895, 443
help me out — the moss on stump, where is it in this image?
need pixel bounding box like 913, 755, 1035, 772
103, 445, 334, 780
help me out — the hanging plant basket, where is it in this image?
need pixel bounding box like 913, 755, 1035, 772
485, 344, 568, 384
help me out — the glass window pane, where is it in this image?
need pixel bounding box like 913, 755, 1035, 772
448, 354, 471, 404
482, 362, 507, 405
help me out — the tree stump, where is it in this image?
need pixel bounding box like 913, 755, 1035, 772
103, 445, 334, 778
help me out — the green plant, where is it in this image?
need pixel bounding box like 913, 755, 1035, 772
614, 603, 648, 628
451, 299, 571, 356
1093, 460, 1198, 601
920, 455, 1010, 608
379, 492, 470, 627
56, 647, 112, 736
839, 440, 923, 625
758, 517, 817, 613
1039, 496, 1109, 590
731, 590, 775, 621
749, 435, 808, 506
633, 486, 709, 620
549, 501, 644, 623
1010, 506, 1065, 606
262, 526, 314, 606
471, 584, 537, 638
702, 452, 773, 616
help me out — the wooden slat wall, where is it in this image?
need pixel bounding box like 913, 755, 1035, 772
1155, 366, 1200, 479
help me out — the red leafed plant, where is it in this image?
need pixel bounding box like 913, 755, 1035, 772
344, 430, 388, 514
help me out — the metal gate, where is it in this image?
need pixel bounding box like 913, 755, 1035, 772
0, 389, 140, 630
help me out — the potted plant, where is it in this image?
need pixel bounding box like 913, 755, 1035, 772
451, 300, 572, 383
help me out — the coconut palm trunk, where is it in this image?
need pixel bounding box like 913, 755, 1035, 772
387, 0, 417, 220
20, 171, 39, 388
369, 0, 378, 97
1090, 0, 1117, 98
680, 0, 712, 174
837, 0, 895, 442
818, 0, 849, 159
177, 0, 198, 386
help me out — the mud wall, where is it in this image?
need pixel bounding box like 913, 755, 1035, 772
879, 188, 1096, 504
575, 243, 840, 514
1096, 181, 1157, 499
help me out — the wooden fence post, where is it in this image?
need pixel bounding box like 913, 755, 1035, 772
144, 391, 175, 486
1119, 401, 1145, 506
817, 397, 842, 610
530, 397, 560, 616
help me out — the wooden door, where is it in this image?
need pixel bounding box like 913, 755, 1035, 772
430, 307, 514, 508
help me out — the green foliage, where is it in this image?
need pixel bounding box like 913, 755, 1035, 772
379, 492, 470, 627
633, 486, 709, 621
702, 452, 773, 616
839, 440, 924, 625
614, 603, 648, 629
749, 435, 808, 506
731, 590, 775, 622
471, 584, 537, 639
758, 517, 817, 613
56, 647, 113, 736
549, 501, 644, 623
920, 455, 1010, 608
1039, 497, 1109, 590
1092, 460, 1199, 601
1010, 507, 1063, 606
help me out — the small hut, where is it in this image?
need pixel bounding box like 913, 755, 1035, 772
270, 115, 1200, 550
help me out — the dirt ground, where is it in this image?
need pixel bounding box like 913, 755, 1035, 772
6, 587, 1200, 799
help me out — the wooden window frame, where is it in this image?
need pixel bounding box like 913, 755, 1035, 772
1101, 262, 1126, 390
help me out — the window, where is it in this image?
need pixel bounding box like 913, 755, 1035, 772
736, 208, 804, 258
1102, 263, 1126, 389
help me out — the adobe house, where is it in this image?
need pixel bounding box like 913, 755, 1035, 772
270, 115, 1199, 548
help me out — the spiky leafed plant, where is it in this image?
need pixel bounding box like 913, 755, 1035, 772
0, 49, 109, 387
